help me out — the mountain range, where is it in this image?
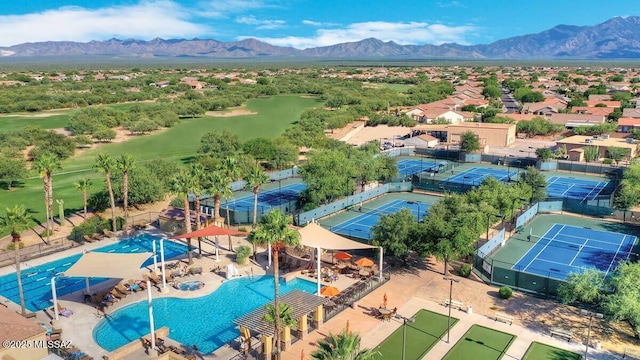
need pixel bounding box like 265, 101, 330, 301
2, 16, 640, 60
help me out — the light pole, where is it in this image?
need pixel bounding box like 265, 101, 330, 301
443, 276, 459, 343
511, 198, 528, 226
395, 313, 415, 360
581, 309, 603, 359
486, 213, 504, 243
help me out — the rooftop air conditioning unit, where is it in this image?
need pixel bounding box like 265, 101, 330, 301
627, 137, 635, 144
603, 134, 610, 139
585, 138, 593, 143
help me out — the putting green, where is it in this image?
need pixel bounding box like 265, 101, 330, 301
442, 325, 516, 360
522, 342, 581, 360
375, 309, 458, 360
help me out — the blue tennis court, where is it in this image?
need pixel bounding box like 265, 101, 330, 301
546, 176, 608, 201
225, 183, 307, 211
329, 199, 430, 240
397, 159, 442, 178
445, 167, 516, 186
513, 224, 636, 280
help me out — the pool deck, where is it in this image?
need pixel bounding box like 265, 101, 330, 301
1, 226, 623, 360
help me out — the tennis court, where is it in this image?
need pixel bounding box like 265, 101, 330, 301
397, 159, 443, 178
329, 199, 430, 240
445, 167, 515, 186
546, 176, 608, 201
225, 183, 306, 212
513, 224, 636, 280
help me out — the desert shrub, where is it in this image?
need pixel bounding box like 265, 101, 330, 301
6, 241, 25, 250
459, 263, 472, 278
499, 286, 513, 299
235, 245, 252, 265
40, 229, 55, 238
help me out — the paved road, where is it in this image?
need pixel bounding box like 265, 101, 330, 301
501, 88, 520, 113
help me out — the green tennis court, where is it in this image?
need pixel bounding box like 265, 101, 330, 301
442, 325, 516, 360
374, 309, 457, 360
522, 342, 581, 360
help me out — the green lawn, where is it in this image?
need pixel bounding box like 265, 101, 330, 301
0, 113, 73, 131
443, 325, 516, 360
375, 309, 458, 360
522, 342, 581, 360
0, 95, 322, 225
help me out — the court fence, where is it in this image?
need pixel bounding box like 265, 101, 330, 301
409, 147, 625, 179
296, 182, 412, 226
472, 199, 638, 298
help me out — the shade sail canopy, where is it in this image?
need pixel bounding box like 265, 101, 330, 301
355, 257, 374, 267
334, 252, 352, 260
63, 252, 153, 279
171, 224, 247, 239
298, 223, 377, 250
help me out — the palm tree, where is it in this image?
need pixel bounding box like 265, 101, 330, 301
221, 157, 241, 250
263, 303, 297, 344
0, 205, 35, 316
94, 154, 118, 232
190, 163, 208, 255
247, 230, 267, 260
33, 152, 61, 242
207, 171, 234, 250
117, 154, 136, 234
311, 330, 379, 360
73, 177, 92, 221
244, 164, 269, 227
171, 168, 196, 264
254, 210, 300, 358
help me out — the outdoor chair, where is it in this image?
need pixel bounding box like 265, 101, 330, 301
56, 303, 74, 317
83, 235, 95, 243
91, 233, 103, 241
109, 288, 126, 299
148, 272, 162, 284
115, 283, 131, 295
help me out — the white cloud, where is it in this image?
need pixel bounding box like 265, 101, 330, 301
302, 20, 322, 26
437, 1, 467, 8
247, 21, 476, 49
198, 0, 271, 18
0, 1, 209, 46
236, 15, 286, 30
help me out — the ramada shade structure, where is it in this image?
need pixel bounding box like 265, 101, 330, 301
171, 224, 247, 239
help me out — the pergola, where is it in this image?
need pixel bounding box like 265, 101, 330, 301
233, 289, 331, 357
297, 223, 382, 296
234, 290, 331, 336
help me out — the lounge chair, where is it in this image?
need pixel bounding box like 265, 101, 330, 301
103, 228, 116, 238
91, 233, 103, 241
170, 270, 182, 279
148, 272, 162, 284
83, 235, 95, 243
115, 283, 131, 295
110, 289, 126, 299
56, 303, 73, 317
142, 274, 156, 285
127, 279, 143, 292
188, 266, 203, 276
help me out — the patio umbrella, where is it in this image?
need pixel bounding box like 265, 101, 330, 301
355, 257, 374, 267
334, 252, 352, 261
301, 349, 305, 360
346, 320, 351, 335
383, 292, 388, 308
320, 285, 340, 297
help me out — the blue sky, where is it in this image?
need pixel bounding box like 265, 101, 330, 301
0, 0, 637, 48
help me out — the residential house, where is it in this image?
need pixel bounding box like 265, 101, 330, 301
404, 134, 439, 148
584, 100, 621, 108
522, 102, 561, 116
617, 118, 640, 132
549, 114, 605, 128
588, 94, 612, 101
557, 135, 638, 160
622, 108, 640, 118
0, 306, 48, 360
571, 107, 615, 117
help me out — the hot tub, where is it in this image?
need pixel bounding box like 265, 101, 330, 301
177, 280, 205, 291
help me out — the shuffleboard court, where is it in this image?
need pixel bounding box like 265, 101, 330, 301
329, 199, 429, 240
225, 183, 306, 211
513, 224, 636, 280
546, 176, 608, 201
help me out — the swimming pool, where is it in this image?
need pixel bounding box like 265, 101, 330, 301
93, 275, 317, 354
0, 234, 186, 312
